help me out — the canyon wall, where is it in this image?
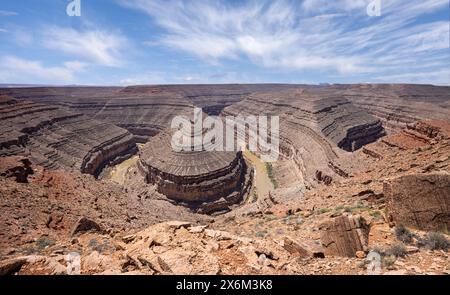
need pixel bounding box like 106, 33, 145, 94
0, 95, 137, 177
138, 132, 252, 214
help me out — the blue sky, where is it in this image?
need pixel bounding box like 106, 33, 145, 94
0, 0, 449, 85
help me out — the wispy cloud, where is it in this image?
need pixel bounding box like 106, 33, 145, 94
41, 27, 128, 67
120, 0, 449, 83
0, 56, 83, 83
0, 10, 18, 16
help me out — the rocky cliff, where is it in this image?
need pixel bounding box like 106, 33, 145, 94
0, 95, 137, 177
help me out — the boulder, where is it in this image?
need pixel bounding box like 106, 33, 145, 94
0, 157, 34, 183
384, 172, 450, 231
319, 215, 370, 257
71, 217, 103, 236
0, 257, 27, 275
282, 237, 325, 258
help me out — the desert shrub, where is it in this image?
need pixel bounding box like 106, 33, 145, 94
319, 208, 331, 214
370, 245, 386, 256
382, 256, 396, 270
255, 230, 267, 238
265, 163, 278, 188
369, 210, 382, 220
394, 225, 413, 244
386, 243, 407, 258
35, 236, 55, 250
424, 232, 449, 251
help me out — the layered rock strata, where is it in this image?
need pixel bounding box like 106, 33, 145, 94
0, 87, 195, 143
0, 96, 137, 177
334, 84, 450, 133
222, 88, 385, 192
320, 215, 370, 257
138, 132, 252, 214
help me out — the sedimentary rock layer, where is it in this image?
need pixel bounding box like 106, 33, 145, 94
333, 84, 450, 133
222, 88, 385, 191
320, 215, 370, 257
0, 87, 195, 143
122, 84, 301, 115
384, 172, 450, 231
138, 132, 252, 213
0, 95, 137, 176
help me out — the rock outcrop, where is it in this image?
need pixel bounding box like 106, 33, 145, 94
0, 156, 34, 183
319, 215, 370, 257
335, 84, 450, 134
223, 88, 385, 195
0, 96, 137, 177
384, 172, 450, 231
138, 132, 252, 214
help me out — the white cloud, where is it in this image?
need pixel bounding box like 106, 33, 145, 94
373, 69, 450, 85
0, 28, 8, 33
119, 73, 166, 85
63, 61, 90, 72
42, 27, 128, 67
119, 0, 449, 81
0, 56, 86, 84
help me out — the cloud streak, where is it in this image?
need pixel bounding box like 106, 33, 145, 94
0, 56, 82, 83
42, 27, 128, 67
120, 0, 449, 83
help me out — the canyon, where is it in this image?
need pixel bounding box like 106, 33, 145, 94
0, 84, 449, 275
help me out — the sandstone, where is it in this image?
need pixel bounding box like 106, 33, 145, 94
355, 251, 366, 259
139, 132, 252, 214
384, 172, 450, 231
71, 217, 103, 236
0, 96, 137, 178
406, 246, 420, 254
166, 221, 192, 229
282, 237, 325, 258
0, 257, 27, 275
188, 225, 207, 234
319, 215, 370, 257
0, 157, 34, 183
1, 84, 449, 276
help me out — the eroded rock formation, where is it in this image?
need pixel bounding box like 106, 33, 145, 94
320, 215, 370, 257
223, 88, 385, 195
138, 132, 252, 214
384, 172, 450, 231
0, 96, 137, 177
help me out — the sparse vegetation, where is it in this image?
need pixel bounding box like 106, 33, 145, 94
255, 230, 268, 238
35, 236, 55, 250
382, 256, 397, 270
423, 232, 449, 251
319, 208, 332, 214
370, 244, 406, 270
368, 210, 382, 221
342, 202, 369, 214
386, 243, 407, 258
394, 224, 413, 244
265, 163, 278, 188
